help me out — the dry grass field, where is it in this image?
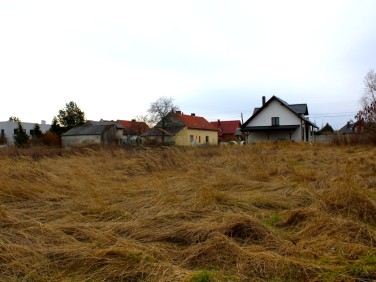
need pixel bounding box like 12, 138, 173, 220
0, 143, 375, 281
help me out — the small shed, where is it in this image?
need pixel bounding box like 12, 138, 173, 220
61, 124, 118, 147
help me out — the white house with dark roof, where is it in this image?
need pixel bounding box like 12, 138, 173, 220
241, 96, 318, 143
0, 120, 50, 145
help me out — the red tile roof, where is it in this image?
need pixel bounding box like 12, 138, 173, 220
117, 120, 150, 135
210, 120, 241, 137
171, 112, 218, 131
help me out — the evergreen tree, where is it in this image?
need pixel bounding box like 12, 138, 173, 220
13, 122, 29, 147
50, 116, 62, 134
30, 123, 43, 145
31, 123, 43, 138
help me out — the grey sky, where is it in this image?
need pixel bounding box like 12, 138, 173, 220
1, 1, 376, 129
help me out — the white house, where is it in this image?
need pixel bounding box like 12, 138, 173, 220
241, 96, 318, 143
0, 120, 51, 145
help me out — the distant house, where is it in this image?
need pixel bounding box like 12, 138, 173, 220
86, 120, 125, 144
241, 96, 318, 143
117, 119, 150, 144
338, 121, 357, 134
210, 120, 243, 143
61, 123, 118, 147
141, 111, 218, 146
0, 120, 50, 145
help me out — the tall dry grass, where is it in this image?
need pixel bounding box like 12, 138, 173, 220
0, 143, 375, 281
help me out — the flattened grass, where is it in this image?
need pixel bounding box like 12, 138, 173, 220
0, 143, 375, 281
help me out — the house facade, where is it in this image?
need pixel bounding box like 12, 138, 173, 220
61, 124, 118, 147
241, 96, 318, 143
141, 111, 218, 146
0, 120, 51, 145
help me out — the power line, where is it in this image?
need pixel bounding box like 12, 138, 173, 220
309, 112, 357, 118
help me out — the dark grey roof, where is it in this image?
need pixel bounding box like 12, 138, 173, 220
253, 107, 260, 115
86, 120, 125, 129
289, 104, 308, 115
62, 124, 115, 136
338, 122, 355, 134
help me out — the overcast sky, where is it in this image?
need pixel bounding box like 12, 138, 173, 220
1, 1, 376, 129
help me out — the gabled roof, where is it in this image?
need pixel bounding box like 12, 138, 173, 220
117, 120, 150, 135
338, 121, 355, 134
169, 112, 218, 131
86, 120, 125, 129
210, 120, 241, 137
253, 102, 308, 116
62, 124, 115, 136
242, 96, 318, 129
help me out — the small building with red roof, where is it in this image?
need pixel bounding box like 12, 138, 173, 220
210, 120, 243, 143
117, 119, 150, 144
141, 111, 218, 146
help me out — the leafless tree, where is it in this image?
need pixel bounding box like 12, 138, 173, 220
356, 70, 376, 142
361, 69, 376, 107
148, 96, 179, 144
135, 114, 154, 128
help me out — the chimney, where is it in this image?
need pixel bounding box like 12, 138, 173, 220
176, 110, 182, 115
131, 119, 136, 122
262, 96, 266, 106
191, 113, 195, 116
217, 119, 220, 125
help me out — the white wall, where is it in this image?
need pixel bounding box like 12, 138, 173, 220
244, 100, 303, 143
246, 100, 301, 127
0, 120, 51, 145
62, 135, 101, 147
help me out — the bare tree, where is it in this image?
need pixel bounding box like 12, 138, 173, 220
135, 114, 154, 128
148, 96, 179, 144
356, 70, 376, 142
361, 69, 376, 107
9, 116, 20, 122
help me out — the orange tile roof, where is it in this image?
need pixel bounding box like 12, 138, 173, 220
171, 112, 218, 131
210, 120, 241, 137
117, 120, 150, 135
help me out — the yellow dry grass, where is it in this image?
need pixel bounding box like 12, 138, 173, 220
0, 143, 375, 281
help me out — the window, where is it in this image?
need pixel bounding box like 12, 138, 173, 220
271, 117, 279, 126
14, 129, 26, 134
199, 136, 201, 143
1, 129, 4, 136
206, 136, 209, 143
189, 135, 194, 142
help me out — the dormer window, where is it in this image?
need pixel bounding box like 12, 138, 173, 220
271, 117, 279, 126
